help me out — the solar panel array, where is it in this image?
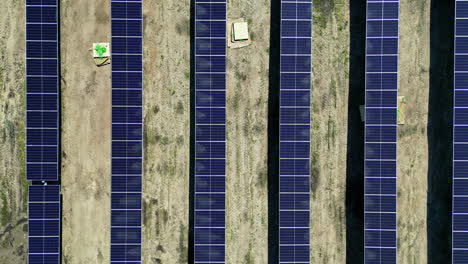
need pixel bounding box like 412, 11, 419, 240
278, 0, 312, 262
194, 0, 227, 262
28, 185, 61, 264
111, 0, 143, 262
364, 1, 399, 263
26, 1, 62, 263
26, 0, 59, 181
454, 1, 468, 262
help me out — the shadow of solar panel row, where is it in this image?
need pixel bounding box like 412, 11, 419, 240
26, 0, 59, 182
364, 1, 399, 263
279, 1, 312, 263
454, 1, 468, 262
194, 0, 226, 263
28, 185, 60, 264
111, 1, 143, 263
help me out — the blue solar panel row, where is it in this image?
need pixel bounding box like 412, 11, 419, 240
111, 0, 143, 263
26, 2, 62, 263
364, 1, 399, 263
454, 1, 468, 262
194, 0, 226, 262
279, 1, 312, 263
25, 0, 59, 182
28, 185, 60, 264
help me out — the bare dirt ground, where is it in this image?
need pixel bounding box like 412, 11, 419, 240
60, 0, 112, 263
310, 0, 349, 262
141, 0, 190, 263
0, 0, 27, 263
397, 0, 430, 263
225, 0, 270, 263
0, 0, 436, 263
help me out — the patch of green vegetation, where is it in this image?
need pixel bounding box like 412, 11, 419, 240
4, 120, 15, 145
176, 135, 184, 146
143, 198, 157, 234
152, 105, 160, 114
415, 0, 427, 33
314, 0, 347, 31
235, 123, 242, 180
250, 31, 256, 41
256, 167, 267, 189
156, 245, 165, 253
0, 64, 4, 90
252, 122, 264, 136
226, 120, 231, 141
334, 50, 349, 71
312, 120, 320, 132
178, 223, 188, 263
337, 21, 347, 32
0, 236, 8, 248
144, 127, 156, 146
1, 128, 6, 144
329, 78, 337, 108
255, 96, 265, 108
184, 71, 190, 80
243, 111, 251, 137
157, 160, 176, 177
320, 93, 328, 110
175, 19, 190, 36
326, 117, 336, 149
399, 125, 418, 138
145, 127, 171, 147
310, 146, 321, 197
244, 250, 253, 264
235, 70, 247, 82
63, 254, 71, 264
1, 192, 10, 226
142, 200, 150, 226
312, 101, 320, 115
314, 0, 334, 29
159, 208, 168, 224
158, 135, 170, 146
231, 90, 241, 111
14, 82, 29, 212
143, 118, 151, 165
175, 101, 184, 114
97, 250, 104, 263
17, 81, 27, 211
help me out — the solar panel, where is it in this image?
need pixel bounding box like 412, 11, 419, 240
194, 0, 226, 262
278, 1, 312, 263
454, 1, 468, 262
25, 0, 59, 181
111, 0, 143, 263
364, 1, 399, 263
28, 185, 60, 264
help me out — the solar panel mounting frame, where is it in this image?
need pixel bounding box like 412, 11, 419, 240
25, 0, 60, 182
193, 0, 227, 262
28, 185, 61, 264
278, 0, 313, 263
364, 1, 399, 263
453, 1, 468, 262
110, 0, 144, 262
